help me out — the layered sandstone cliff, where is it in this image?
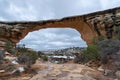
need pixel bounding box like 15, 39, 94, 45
0, 7, 120, 48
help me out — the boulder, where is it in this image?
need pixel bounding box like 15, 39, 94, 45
115, 71, 120, 79
0, 70, 5, 73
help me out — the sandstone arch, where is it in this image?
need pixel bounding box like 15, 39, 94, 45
0, 17, 96, 46
0, 7, 120, 48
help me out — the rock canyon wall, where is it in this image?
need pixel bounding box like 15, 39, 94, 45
0, 7, 120, 48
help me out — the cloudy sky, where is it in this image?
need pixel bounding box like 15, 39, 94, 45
0, 0, 120, 51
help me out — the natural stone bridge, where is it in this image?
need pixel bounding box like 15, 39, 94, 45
0, 7, 120, 48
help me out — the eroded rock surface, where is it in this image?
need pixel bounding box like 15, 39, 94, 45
28, 63, 111, 80
0, 7, 120, 47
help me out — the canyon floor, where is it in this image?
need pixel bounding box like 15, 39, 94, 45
7, 60, 115, 80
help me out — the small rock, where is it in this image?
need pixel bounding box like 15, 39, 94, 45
98, 66, 104, 72
115, 71, 120, 79
104, 69, 112, 76
21, 77, 31, 80
18, 67, 24, 72
81, 75, 96, 80
12, 60, 19, 64
0, 70, 5, 73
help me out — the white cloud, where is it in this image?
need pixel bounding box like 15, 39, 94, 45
100, 0, 120, 9
73, 37, 82, 41
49, 41, 72, 46
7, 3, 38, 21
0, 17, 7, 21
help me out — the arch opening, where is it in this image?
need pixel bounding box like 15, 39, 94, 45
17, 28, 87, 51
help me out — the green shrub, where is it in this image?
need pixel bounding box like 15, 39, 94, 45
98, 39, 120, 64
92, 35, 104, 44
98, 35, 104, 41
26, 50, 38, 64
4, 41, 16, 54
113, 25, 120, 40
37, 51, 48, 61
83, 44, 99, 62
5, 64, 15, 72
37, 51, 44, 57
18, 50, 38, 68
5, 41, 14, 49
17, 45, 38, 67
0, 28, 4, 37
41, 55, 48, 61
16, 44, 27, 53
74, 52, 84, 63
74, 44, 99, 63
92, 37, 98, 44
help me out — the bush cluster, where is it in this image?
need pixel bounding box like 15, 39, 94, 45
83, 44, 99, 62
98, 39, 120, 64
37, 51, 48, 61
74, 44, 99, 63
113, 25, 120, 40
18, 50, 38, 68
5, 41, 16, 55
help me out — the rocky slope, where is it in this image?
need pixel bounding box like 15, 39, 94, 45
0, 7, 120, 48
7, 61, 117, 80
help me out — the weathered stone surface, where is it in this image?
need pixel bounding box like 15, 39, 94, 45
0, 7, 120, 46
115, 71, 120, 79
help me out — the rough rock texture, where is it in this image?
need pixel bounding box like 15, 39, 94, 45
0, 7, 120, 47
